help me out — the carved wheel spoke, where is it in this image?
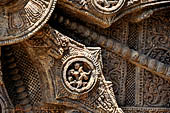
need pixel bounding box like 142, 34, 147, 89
0, 0, 56, 46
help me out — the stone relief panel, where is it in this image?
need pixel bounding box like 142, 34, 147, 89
138, 10, 170, 108
21, 25, 124, 113
48, 8, 170, 112
144, 71, 170, 107
0, 0, 170, 112
57, 0, 170, 28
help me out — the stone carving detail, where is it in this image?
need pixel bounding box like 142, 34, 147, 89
144, 71, 170, 107
57, 29, 123, 112
58, 0, 170, 28
1, 0, 170, 112
24, 25, 123, 112
127, 0, 139, 6
49, 10, 170, 112
47, 31, 70, 60
0, 0, 56, 45
95, 79, 124, 113
138, 12, 170, 107
63, 60, 95, 94
91, 0, 125, 14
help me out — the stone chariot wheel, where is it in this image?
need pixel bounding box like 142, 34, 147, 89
0, 0, 57, 46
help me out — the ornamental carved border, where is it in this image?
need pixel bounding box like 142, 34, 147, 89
57, 0, 170, 28
0, 0, 56, 45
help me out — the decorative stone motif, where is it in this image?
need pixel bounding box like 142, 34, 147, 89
57, 43, 101, 99
24, 25, 123, 112
53, 13, 170, 81
0, 0, 56, 46
2, 0, 170, 112
49, 10, 170, 112
91, 0, 125, 14
62, 58, 96, 94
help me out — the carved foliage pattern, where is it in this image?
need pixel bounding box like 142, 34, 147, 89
142, 10, 170, 107
70, 9, 170, 110
79, 19, 129, 106
143, 71, 170, 107
102, 50, 121, 95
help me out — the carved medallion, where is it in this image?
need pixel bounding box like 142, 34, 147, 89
62, 57, 97, 94
0, 0, 56, 46
91, 0, 125, 14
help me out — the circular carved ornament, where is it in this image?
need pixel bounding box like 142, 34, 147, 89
62, 57, 98, 95
91, 0, 125, 14
0, 0, 56, 46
